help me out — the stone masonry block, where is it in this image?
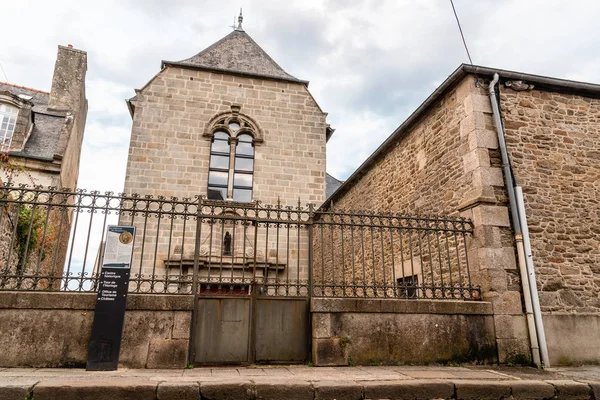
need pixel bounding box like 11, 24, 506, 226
173, 312, 192, 339
146, 338, 188, 368
472, 205, 511, 228
494, 314, 529, 340
490, 291, 523, 315
463, 148, 490, 173
473, 226, 502, 248
546, 380, 592, 400
312, 313, 332, 339
417, 149, 427, 170
312, 337, 348, 366
464, 93, 493, 114
510, 380, 556, 400
158, 382, 200, 400
460, 112, 489, 137
34, 379, 157, 400
468, 129, 498, 151
0, 381, 38, 400
454, 380, 511, 400
472, 166, 504, 188
486, 268, 509, 292
200, 380, 254, 400
254, 382, 313, 400
497, 337, 532, 364
313, 381, 362, 400
477, 247, 517, 270
362, 380, 454, 400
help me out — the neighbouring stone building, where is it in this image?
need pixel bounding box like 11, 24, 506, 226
0, 45, 88, 283
0, 45, 87, 189
325, 64, 600, 366
121, 21, 331, 282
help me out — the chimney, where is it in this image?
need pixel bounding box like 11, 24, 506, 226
48, 45, 87, 112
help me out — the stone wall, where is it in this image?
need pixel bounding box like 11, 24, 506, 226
326, 76, 530, 363
500, 88, 600, 314
0, 292, 192, 368
312, 298, 497, 366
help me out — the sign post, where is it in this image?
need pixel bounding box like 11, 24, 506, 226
86, 226, 135, 371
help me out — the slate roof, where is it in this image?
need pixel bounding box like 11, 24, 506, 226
326, 173, 343, 200
162, 29, 306, 84
0, 82, 66, 161
322, 63, 600, 209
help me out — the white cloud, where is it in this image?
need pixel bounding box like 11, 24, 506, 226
2, 0, 600, 186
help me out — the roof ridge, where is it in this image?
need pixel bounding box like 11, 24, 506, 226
0, 81, 50, 95
166, 29, 304, 84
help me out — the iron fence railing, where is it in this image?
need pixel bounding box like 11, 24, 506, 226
0, 185, 479, 300
311, 211, 478, 300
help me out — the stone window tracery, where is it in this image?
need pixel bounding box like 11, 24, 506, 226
0, 103, 18, 152
206, 112, 258, 202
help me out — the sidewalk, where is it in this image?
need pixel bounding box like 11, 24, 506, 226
1, 365, 599, 399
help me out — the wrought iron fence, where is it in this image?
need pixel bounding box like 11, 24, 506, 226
0, 185, 479, 300
311, 211, 478, 300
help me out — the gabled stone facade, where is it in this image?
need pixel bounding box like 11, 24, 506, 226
122, 28, 329, 278
123, 29, 328, 206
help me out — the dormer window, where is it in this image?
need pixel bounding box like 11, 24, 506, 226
0, 103, 18, 152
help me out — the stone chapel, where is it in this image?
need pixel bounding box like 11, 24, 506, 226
123, 17, 332, 206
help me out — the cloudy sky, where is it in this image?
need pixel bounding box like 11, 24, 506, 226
2, 0, 600, 193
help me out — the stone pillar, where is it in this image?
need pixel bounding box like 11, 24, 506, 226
457, 79, 531, 364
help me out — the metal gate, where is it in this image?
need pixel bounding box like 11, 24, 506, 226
188, 200, 312, 365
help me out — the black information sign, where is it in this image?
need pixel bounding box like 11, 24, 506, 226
86, 226, 135, 371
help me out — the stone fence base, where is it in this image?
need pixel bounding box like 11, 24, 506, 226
0, 292, 193, 368
311, 298, 497, 366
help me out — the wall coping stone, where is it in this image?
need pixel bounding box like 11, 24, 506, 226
0, 291, 194, 311
310, 298, 493, 315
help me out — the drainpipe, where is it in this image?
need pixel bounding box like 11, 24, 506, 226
515, 187, 550, 367
487, 73, 543, 367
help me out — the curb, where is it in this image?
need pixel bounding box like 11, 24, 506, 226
1, 378, 599, 400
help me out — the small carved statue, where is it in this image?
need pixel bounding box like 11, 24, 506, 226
223, 232, 232, 256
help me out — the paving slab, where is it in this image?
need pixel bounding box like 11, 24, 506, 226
399, 370, 460, 379
238, 368, 268, 376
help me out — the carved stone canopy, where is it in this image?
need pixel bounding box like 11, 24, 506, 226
203, 105, 264, 143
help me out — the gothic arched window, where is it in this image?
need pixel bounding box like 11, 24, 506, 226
233, 133, 254, 202
207, 118, 256, 202
207, 130, 231, 201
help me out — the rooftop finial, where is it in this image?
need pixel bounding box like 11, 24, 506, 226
236, 8, 244, 31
